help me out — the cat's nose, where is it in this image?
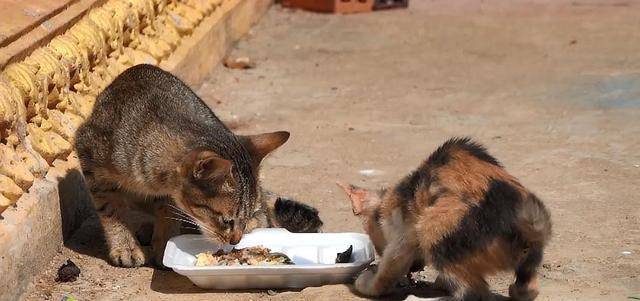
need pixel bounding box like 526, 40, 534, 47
229, 230, 243, 245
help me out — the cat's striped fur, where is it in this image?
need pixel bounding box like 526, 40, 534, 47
75, 65, 322, 267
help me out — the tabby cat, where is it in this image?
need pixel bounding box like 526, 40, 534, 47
75, 64, 322, 267
338, 138, 551, 301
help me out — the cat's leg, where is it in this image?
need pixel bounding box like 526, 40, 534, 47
151, 197, 181, 268
433, 273, 451, 292
85, 173, 146, 267
509, 247, 543, 301
354, 236, 417, 296
436, 270, 492, 301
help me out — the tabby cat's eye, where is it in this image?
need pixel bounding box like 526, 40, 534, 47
222, 218, 234, 229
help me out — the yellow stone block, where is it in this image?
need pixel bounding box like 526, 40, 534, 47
0, 143, 34, 190
0, 174, 24, 202
26, 124, 72, 164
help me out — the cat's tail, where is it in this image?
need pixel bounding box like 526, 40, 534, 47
510, 193, 551, 301
516, 193, 552, 249
262, 191, 323, 233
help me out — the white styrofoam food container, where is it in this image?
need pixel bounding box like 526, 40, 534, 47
163, 228, 375, 289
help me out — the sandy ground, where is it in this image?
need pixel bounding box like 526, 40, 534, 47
24, 1, 640, 300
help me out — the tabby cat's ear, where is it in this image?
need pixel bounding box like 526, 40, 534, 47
239, 131, 290, 166
188, 151, 232, 181
336, 182, 380, 216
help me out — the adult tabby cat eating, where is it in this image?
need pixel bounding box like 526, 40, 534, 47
75, 64, 322, 268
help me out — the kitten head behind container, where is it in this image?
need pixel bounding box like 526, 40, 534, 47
337, 182, 388, 255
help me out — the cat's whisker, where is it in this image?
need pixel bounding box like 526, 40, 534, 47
196, 225, 225, 242
169, 209, 194, 221
166, 208, 228, 244
180, 226, 201, 231
165, 216, 194, 223
167, 204, 193, 219
167, 217, 223, 242
195, 223, 218, 236
167, 203, 185, 212
193, 224, 222, 239
166, 217, 201, 228
165, 209, 221, 239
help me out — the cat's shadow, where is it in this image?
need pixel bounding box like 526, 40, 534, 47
149, 269, 304, 294
344, 279, 510, 301
56, 168, 108, 260
149, 271, 485, 300
344, 280, 447, 301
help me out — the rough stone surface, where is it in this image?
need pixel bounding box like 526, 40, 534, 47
0, 179, 62, 301
0, 0, 106, 68
0, 0, 76, 46
22, 1, 640, 301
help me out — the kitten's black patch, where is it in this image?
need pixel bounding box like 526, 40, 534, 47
372, 207, 382, 223
394, 137, 500, 208
394, 170, 422, 202
427, 137, 501, 168
409, 258, 425, 272
426, 140, 454, 168
274, 197, 323, 233
335, 245, 353, 263
456, 137, 501, 167
430, 179, 521, 269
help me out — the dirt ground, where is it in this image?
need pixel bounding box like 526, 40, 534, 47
24, 1, 640, 300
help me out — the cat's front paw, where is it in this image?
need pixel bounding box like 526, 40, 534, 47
354, 269, 382, 297
509, 283, 539, 301
108, 244, 146, 267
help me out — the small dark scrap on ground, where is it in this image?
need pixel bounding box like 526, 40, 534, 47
56, 260, 81, 283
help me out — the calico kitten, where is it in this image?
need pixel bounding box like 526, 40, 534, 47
338, 138, 552, 301
75, 64, 322, 268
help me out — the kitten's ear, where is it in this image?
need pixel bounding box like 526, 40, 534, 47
239, 131, 290, 166
188, 151, 232, 181
336, 182, 380, 216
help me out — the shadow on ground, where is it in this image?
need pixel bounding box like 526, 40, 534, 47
150, 268, 454, 301
149, 269, 294, 294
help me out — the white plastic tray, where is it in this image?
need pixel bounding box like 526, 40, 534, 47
163, 228, 375, 289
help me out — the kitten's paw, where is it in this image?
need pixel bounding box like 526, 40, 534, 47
509, 283, 539, 301
108, 244, 146, 267
354, 269, 381, 297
